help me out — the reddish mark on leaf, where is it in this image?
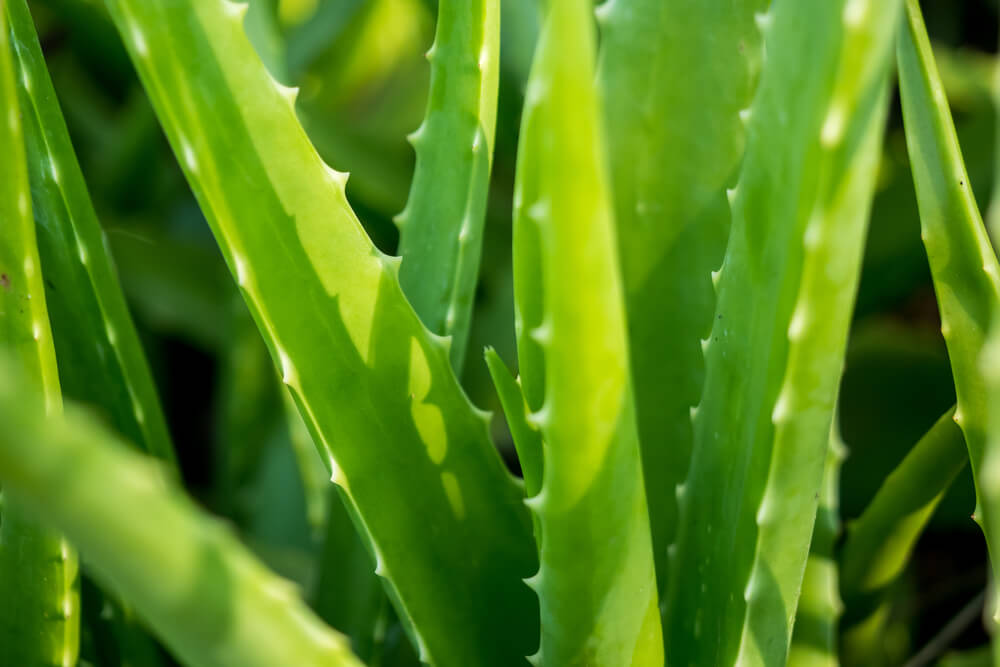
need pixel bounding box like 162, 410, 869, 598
0, 274, 9, 291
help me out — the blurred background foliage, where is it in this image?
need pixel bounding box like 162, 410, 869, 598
19, 0, 1000, 663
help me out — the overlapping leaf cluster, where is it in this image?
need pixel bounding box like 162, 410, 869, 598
1, 0, 1000, 666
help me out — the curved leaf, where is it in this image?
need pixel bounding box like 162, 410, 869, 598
839, 406, 966, 664
662, 1, 901, 663
0, 359, 363, 667
596, 0, 766, 600
897, 0, 1000, 615
512, 0, 661, 663
6, 0, 176, 466
100, 1, 538, 664
0, 2, 78, 661
396, 0, 499, 372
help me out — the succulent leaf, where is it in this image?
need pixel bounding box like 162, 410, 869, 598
101, 1, 539, 664
397, 0, 499, 372
511, 0, 661, 663
0, 359, 363, 667
596, 0, 766, 600
6, 0, 176, 466
839, 406, 967, 664
787, 413, 847, 667
661, 1, 901, 664
0, 3, 79, 662
485, 347, 542, 497
897, 0, 1000, 611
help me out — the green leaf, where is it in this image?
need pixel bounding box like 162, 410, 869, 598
511, 0, 661, 663
897, 0, 1000, 612
484, 346, 541, 497
787, 413, 846, 667
396, 0, 499, 372
6, 0, 176, 466
0, 1, 79, 661
839, 406, 966, 665
0, 357, 363, 667
661, 1, 901, 664
596, 0, 766, 600
100, 1, 538, 664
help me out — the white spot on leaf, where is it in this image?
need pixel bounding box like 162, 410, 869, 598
181, 141, 197, 171
821, 103, 845, 146
131, 25, 148, 56
278, 345, 297, 386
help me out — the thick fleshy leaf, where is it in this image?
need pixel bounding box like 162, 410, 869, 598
396, 0, 499, 372
0, 358, 363, 667
787, 413, 846, 667
7, 0, 176, 466
0, 2, 78, 661
661, 1, 901, 664
839, 406, 966, 664
100, 1, 538, 664
596, 0, 766, 601
510, 0, 661, 663
897, 0, 1000, 613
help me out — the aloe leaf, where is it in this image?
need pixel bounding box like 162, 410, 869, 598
6, 0, 176, 466
396, 0, 499, 372
979, 12, 1000, 655
0, 359, 363, 667
838, 406, 967, 664
595, 0, 766, 600
484, 347, 541, 496
101, 1, 538, 664
897, 0, 1000, 608
511, 0, 661, 664
787, 414, 846, 667
661, 1, 901, 664
0, 4, 79, 662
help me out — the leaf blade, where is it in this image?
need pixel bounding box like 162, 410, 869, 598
596, 0, 766, 598
101, 1, 539, 664
396, 0, 500, 372
512, 0, 661, 663
0, 359, 363, 667
897, 0, 1000, 613
0, 2, 78, 660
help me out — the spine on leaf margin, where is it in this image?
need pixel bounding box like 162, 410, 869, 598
511, 0, 661, 664
661, 1, 901, 664
396, 0, 499, 373
0, 3, 79, 662
102, 1, 538, 665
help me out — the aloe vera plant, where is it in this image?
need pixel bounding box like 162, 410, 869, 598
2, 0, 1000, 665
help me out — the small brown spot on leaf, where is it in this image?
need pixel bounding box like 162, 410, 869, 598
0, 274, 9, 291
